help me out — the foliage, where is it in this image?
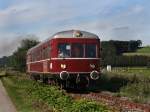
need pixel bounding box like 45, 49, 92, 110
110, 67, 150, 77
136, 46, 150, 53
2, 74, 111, 112
0, 56, 8, 67
7, 36, 39, 71
120, 82, 150, 103
1, 76, 38, 112
123, 52, 150, 56
101, 40, 148, 67
98, 67, 150, 103
101, 41, 116, 59
101, 40, 142, 56
68, 99, 108, 112
123, 46, 150, 56
102, 55, 150, 67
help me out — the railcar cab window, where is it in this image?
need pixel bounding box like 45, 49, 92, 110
71, 43, 84, 58
58, 43, 96, 58
58, 44, 71, 58
85, 44, 96, 58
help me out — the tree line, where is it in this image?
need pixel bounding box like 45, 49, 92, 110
101, 40, 150, 67
0, 36, 39, 71
0, 38, 149, 71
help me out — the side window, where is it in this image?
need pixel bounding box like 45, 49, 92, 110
41, 44, 51, 59
35, 50, 38, 61
42, 49, 44, 59
43, 48, 46, 59
58, 43, 71, 58
46, 46, 50, 58
40, 49, 42, 60
32, 52, 35, 61
31, 53, 33, 62
27, 54, 31, 62
37, 50, 40, 61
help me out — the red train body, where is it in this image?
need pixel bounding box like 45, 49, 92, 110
26, 30, 101, 88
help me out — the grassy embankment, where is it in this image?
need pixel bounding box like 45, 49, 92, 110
111, 46, 150, 103
98, 67, 150, 104
1, 67, 150, 111
123, 46, 150, 56
1, 71, 113, 112
0, 69, 7, 77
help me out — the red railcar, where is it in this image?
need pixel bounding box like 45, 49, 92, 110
26, 30, 101, 88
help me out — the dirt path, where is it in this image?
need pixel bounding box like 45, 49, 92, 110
0, 80, 17, 112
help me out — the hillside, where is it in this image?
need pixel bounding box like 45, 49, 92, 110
137, 46, 150, 53
123, 46, 150, 56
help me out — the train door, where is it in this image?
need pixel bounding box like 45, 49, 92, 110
42, 43, 50, 73
43, 61, 48, 72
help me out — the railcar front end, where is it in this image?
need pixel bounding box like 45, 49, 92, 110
26, 30, 101, 88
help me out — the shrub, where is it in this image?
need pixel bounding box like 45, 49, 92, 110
2, 75, 111, 112
120, 82, 150, 103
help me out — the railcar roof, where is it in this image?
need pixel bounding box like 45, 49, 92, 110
52, 30, 99, 39
27, 30, 99, 54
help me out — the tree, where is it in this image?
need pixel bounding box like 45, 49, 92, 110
9, 36, 39, 71
0, 56, 8, 68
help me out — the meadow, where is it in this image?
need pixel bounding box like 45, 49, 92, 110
98, 67, 150, 104
123, 46, 150, 56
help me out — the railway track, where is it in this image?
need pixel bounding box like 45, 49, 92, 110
68, 91, 150, 112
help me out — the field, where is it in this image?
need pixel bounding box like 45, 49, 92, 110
0, 71, 112, 112
100, 67, 150, 103
0, 71, 6, 77
137, 46, 150, 53
0, 68, 150, 111
0, 68, 6, 77
123, 46, 150, 56
110, 67, 150, 77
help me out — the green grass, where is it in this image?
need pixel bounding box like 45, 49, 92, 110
123, 46, 150, 56
0, 70, 7, 77
136, 46, 150, 53
101, 67, 150, 103
1, 76, 41, 112
123, 52, 150, 56
110, 67, 150, 77
120, 82, 150, 103
1, 73, 112, 112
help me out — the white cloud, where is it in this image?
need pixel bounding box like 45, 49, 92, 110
131, 5, 144, 14
0, 0, 150, 57
0, 32, 21, 57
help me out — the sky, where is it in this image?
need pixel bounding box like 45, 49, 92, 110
0, 0, 150, 57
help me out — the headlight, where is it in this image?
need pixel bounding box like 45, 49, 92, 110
61, 64, 66, 69
90, 64, 95, 69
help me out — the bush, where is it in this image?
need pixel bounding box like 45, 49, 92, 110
120, 82, 150, 103
2, 75, 111, 112
68, 99, 108, 112
102, 55, 150, 67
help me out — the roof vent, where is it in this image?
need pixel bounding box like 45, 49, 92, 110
73, 30, 83, 38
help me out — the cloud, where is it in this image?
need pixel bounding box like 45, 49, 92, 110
0, 0, 150, 57
0, 32, 39, 57
0, 33, 22, 57
0, 2, 50, 28
110, 26, 137, 40
129, 5, 144, 14
0, 0, 121, 29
